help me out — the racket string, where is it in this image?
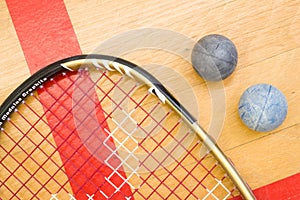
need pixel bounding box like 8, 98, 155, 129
94, 68, 238, 198
45, 72, 134, 197
0, 66, 240, 199
77, 69, 207, 198
18, 72, 113, 197
93, 70, 237, 199
0, 130, 71, 198
135, 139, 200, 199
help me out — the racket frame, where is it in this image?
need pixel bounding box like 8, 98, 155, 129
0, 54, 255, 200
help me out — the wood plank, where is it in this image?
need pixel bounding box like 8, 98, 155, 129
0, 0, 299, 198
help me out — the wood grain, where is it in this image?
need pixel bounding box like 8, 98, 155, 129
1, 0, 299, 197
64, 0, 300, 189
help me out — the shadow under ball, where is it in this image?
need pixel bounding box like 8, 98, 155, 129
191, 34, 238, 81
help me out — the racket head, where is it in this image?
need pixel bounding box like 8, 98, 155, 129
0, 55, 254, 199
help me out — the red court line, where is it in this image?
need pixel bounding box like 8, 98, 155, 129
253, 173, 300, 200
6, 0, 131, 199
5, 0, 81, 74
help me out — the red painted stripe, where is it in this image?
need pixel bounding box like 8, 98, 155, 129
6, 0, 132, 199
5, 0, 81, 73
232, 173, 300, 200
253, 173, 300, 200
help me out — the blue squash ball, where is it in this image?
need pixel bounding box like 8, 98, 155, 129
238, 84, 288, 132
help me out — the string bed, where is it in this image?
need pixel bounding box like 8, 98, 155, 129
0, 64, 239, 199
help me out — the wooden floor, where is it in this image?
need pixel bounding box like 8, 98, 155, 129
1, 0, 300, 199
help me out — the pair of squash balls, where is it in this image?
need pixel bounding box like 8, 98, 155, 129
191, 34, 287, 132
